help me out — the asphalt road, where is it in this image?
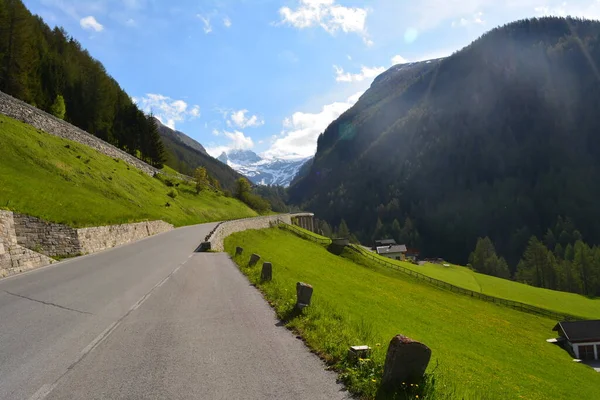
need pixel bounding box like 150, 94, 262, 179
0, 223, 346, 400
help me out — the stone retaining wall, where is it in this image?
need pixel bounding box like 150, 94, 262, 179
13, 213, 80, 257
0, 90, 158, 176
206, 213, 314, 251
0, 210, 174, 278
78, 220, 173, 254
0, 211, 55, 277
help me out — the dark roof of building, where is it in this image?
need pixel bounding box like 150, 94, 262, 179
375, 239, 397, 245
376, 244, 407, 255
553, 320, 600, 342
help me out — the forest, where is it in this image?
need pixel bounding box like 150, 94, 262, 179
289, 17, 600, 296
0, 0, 165, 167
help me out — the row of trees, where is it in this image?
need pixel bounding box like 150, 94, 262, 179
0, 0, 165, 167
469, 217, 600, 296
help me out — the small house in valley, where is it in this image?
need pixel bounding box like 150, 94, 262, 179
373, 239, 397, 250
376, 244, 407, 261
553, 320, 600, 361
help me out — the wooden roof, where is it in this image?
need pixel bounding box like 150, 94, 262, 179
553, 320, 600, 342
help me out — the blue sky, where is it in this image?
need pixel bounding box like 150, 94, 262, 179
24, 0, 600, 159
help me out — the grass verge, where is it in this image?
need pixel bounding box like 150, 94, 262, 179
225, 227, 600, 400
0, 114, 257, 227
361, 250, 599, 320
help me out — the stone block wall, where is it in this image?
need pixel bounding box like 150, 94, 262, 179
0, 90, 157, 176
0, 210, 17, 246
78, 220, 173, 254
1, 246, 55, 278
0, 209, 173, 278
206, 213, 315, 251
0, 211, 55, 278
13, 213, 81, 257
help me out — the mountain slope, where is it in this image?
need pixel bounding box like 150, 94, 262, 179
290, 17, 600, 267
0, 0, 164, 167
0, 114, 256, 227
154, 118, 244, 191
217, 150, 309, 187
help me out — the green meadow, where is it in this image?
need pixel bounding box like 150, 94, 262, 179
225, 227, 600, 399
368, 253, 599, 320
0, 114, 257, 227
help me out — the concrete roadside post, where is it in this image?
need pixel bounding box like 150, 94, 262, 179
261, 262, 272, 281
296, 282, 313, 310
236, 246, 244, 256
382, 334, 431, 389
249, 253, 261, 266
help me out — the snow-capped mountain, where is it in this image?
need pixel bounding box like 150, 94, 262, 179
217, 150, 310, 187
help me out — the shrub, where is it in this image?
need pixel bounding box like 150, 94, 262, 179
167, 189, 178, 199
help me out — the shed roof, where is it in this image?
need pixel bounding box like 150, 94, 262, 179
376, 245, 407, 255
375, 239, 397, 245
553, 320, 600, 342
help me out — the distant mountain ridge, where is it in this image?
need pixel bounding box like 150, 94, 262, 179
217, 150, 310, 187
153, 118, 244, 191
290, 17, 600, 268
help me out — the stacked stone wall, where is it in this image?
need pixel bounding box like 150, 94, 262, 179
0, 210, 173, 278
0, 90, 157, 176
78, 220, 173, 254
206, 213, 315, 251
12, 213, 81, 257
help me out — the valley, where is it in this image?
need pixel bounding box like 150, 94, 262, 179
218, 149, 310, 187
1, 0, 600, 399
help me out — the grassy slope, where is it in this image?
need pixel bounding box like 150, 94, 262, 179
0, 114, 257, 227
225, 228, 600, 400
367, 253, 600, 320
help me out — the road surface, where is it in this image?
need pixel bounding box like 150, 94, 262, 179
0, 223, 346, 399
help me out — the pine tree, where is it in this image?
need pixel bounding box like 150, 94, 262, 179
372, 217, 384, 242
50, 94, 65, 119
391, 218, 401, 243
235, 178, 251, 199
193, 167, 208, 193
337, 219, 350, 239
146, 114, 165, 168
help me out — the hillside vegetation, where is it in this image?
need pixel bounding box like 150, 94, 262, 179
0, 0, 245, 185
155, 118, 245, 191
290, 17, 600, 275
0, 114, 256, 227
364, 251, 599, 320
0, 0, 165, 166
225, 227, 600, 399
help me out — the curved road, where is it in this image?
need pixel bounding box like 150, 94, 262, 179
0, 223, 346, 400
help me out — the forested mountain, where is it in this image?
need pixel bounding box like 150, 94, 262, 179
290, 17, 600, 284
154, 118, 244, 191
0, 0, 165, 167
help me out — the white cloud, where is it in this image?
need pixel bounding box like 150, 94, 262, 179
263, 91, 363, 159
451, 12, 485, 27
334, 65, 386, 83
278, 0, 371, 43
80, 16, 104, 32
197, 14, 212, 33
223, 17, 232, 28
227, 109, 264, 128
134, 94, 200, 129
391, 55, 409, 65
207, 130, 255, 156
535, 1, 600, 20
125, 18, 136, 27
